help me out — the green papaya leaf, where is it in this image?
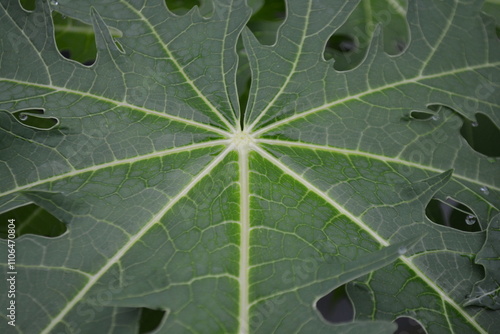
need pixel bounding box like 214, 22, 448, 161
0, 0, 499, 333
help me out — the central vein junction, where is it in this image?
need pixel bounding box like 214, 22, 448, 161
231, 130, 255, 153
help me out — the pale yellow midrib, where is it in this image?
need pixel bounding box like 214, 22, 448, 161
237, 143, 250, 334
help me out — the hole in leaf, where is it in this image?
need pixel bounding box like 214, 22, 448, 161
114, 39, 125, 53
13, 109, 58, 130
247, 0, 286, 45
164, 0, 200, 15
410, 110, 438, 121
426, 198, 481, 232
324, 34, 357, 61
238, 0, 286, 124
327, 0, 409, 70
19, 0, 35, 11
316, 284, 353, 324
395, 40, 406, 52
0, 204, 66, 239
394, 317, 426, 334
238, 74, 252, 129
59, 49, 71, 59
481, 1, 500, 38
427, 104, 441, 112
139, 308, 166, 333
460, 113, 500, 157
53, 11, 97, 65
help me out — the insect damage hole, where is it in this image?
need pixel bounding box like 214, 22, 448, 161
460, 113, 500, 157
0, 204, 67, 239
246, 0, 286, 45
425, 197, 481, 232
325, 0, 409, 71
394, 316, 426, 334
316, 284, 353, 324
164, 0, 200, 15
13, 109, 58, 130
52, 11, 98, 66
19, 0, 35, 11
139, 308, 167, 333
52, 10, 123, 66
324, 34, 357, 61
409, 110, 438, 121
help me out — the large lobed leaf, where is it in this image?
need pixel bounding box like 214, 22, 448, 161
0, 0, 499, 333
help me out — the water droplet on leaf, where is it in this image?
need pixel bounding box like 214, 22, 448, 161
50, 0, 59, 6
431, 115, 439, 121
480, 186, 489, 195
398, 246, 407, 255
471, 121, 478, 127
465, 214, 477, 225
19, 113, 28, 121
